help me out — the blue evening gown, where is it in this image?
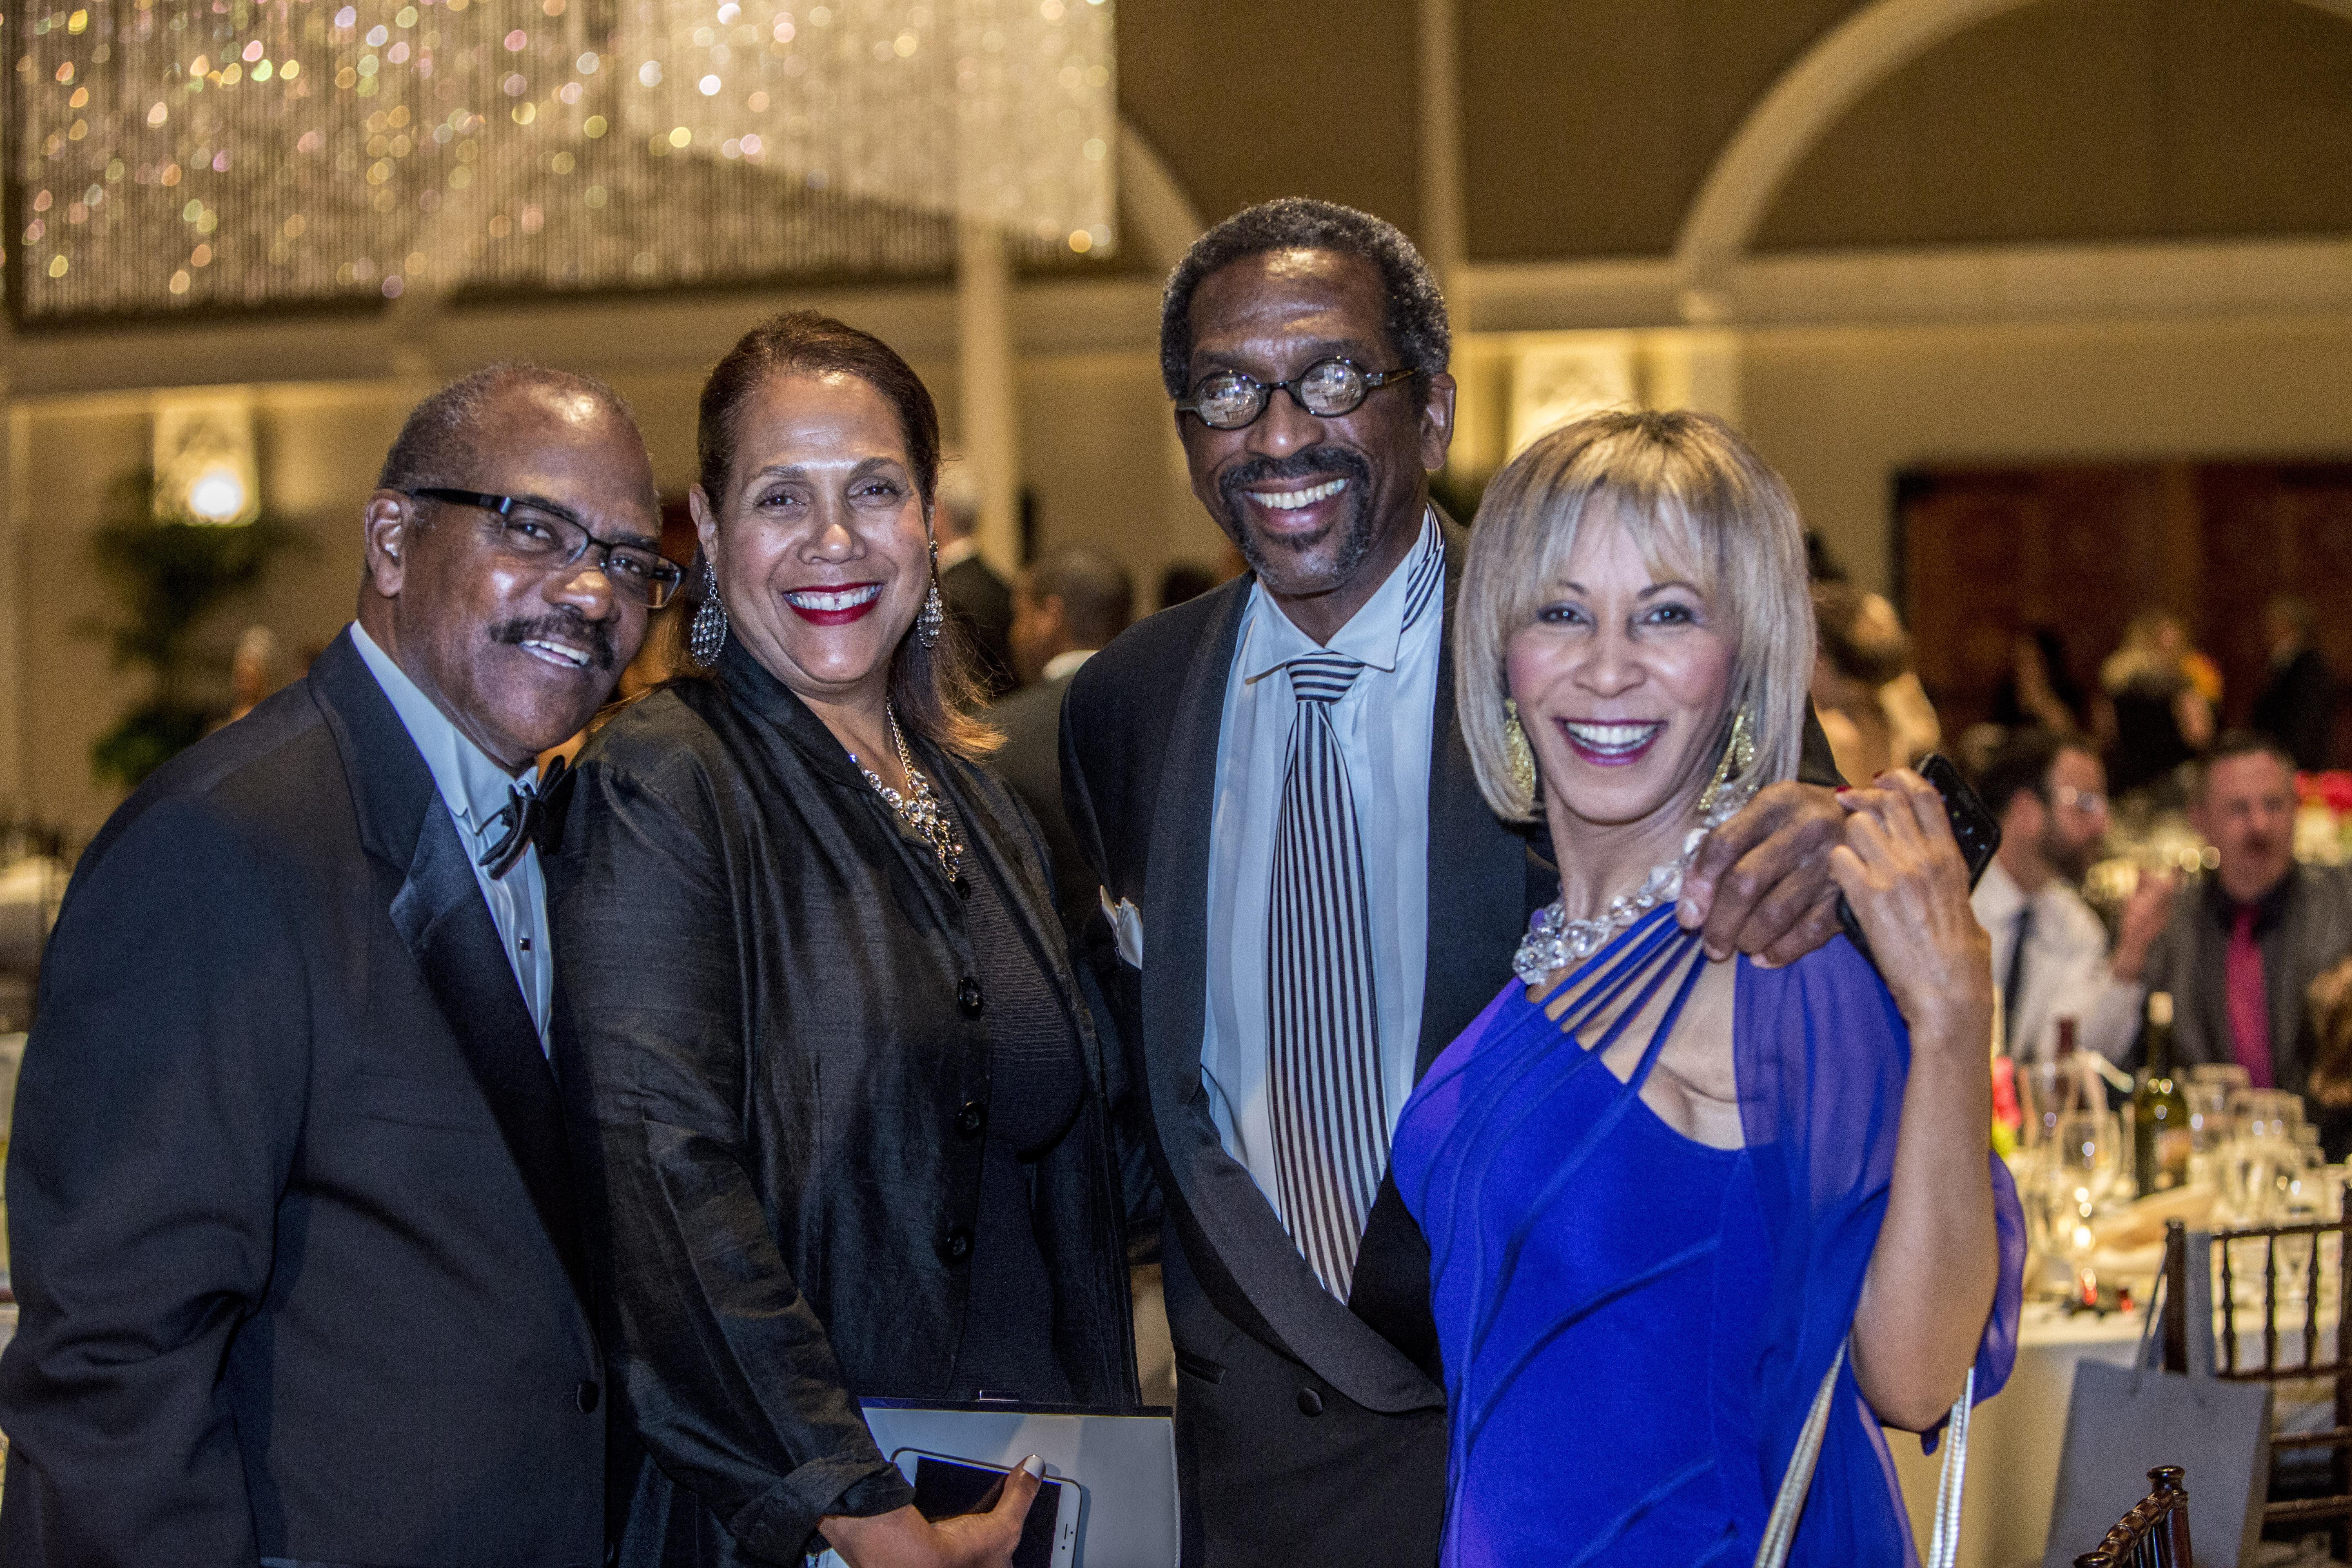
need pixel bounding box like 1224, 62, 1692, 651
1391, 910, 2025, 1568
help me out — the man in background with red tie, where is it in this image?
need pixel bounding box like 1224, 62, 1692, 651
2138, 731, 2352, 1154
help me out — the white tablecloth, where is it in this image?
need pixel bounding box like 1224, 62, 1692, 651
1891, 1304, 2147, 1568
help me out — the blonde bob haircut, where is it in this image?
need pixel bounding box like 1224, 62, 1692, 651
1456, 408, 1815, 824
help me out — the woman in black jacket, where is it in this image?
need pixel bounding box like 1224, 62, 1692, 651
548, 312, 1139, 1568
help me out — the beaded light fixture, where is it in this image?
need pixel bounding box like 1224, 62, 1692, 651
10, 0, 1116, 318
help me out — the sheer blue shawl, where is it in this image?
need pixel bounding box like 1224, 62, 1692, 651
1718, 932, 2025, 1563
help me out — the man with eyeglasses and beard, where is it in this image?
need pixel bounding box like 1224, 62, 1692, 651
0, 365, 672, 1568
1969, 728, 2177, 1065
1058, 198, 1851, 1568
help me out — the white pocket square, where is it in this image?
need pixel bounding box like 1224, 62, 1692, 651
1100, 889, 1145, 969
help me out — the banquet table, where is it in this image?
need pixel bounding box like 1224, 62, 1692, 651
1891, 1303, 2146, 1568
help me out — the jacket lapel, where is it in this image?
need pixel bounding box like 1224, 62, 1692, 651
1140, 577, 1445, 1414
310, 631, 590, 1309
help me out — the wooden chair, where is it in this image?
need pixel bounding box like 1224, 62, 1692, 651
2073, 1466, 2194, 1567
2162, 1201, 2352, 1550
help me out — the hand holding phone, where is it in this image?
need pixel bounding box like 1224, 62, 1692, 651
817, 1454, 1055, 1568
895, 1450, 1083, 1568
1834, 754, 2000, 967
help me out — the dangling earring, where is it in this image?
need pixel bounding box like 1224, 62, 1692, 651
1501, 698, 1538, 802
689, 559, 729, 667
1697, 707, 1756, 814
918, 538, 946, 649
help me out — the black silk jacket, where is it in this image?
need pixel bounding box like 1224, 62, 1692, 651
547, 640, 1140, 1567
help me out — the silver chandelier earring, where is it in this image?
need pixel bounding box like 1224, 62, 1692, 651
689, 560, 729, 667
917, 538, 945, 648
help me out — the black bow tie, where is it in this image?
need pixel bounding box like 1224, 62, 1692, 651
477, 755, 571, 880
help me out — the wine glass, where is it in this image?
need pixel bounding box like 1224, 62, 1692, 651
2045, 1106, 2124, 1302
2186, 1064, 2248, 1190
2222, 1089, 2306, 1232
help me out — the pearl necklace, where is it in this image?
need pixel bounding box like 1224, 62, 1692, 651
849, 708, 965, 882
1512, 781, 1757, 985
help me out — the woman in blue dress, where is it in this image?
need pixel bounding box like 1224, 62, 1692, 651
1392, 410, 2025, 1567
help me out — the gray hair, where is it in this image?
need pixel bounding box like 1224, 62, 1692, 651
1158, 198, 1450, 399
377, 363, 646, 500
1456, 409, 1815, 824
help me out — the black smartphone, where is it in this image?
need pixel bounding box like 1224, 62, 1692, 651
896, 1450, 1080, 1568
1834, 753, 2001, 963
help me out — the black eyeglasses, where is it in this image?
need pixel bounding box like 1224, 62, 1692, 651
405, 488, 683, 609
1175, 357, 1420, 431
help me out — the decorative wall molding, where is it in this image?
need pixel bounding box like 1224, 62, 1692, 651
1468, 235, 2352, 335
1671, 0, 2352, 319
1116, 120, 1206, 275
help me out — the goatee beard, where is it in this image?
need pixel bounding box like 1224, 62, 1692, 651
1218, 446, 1379, 595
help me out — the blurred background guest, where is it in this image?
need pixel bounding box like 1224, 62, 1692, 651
219, 623, 286, 728
550, 313, 1136, 1566
2098, 608, 2215, 801
1989, 626, 2085, 737
991, 544, 1134, 932
1810, 579, 1940, 782
934, 466, 1020, 699
2136, 733, 2352, 1152
2253, 593, 2336, 773
1969, 728, 2174, 1063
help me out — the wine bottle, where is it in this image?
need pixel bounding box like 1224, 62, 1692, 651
2134, 991, 2192, 1196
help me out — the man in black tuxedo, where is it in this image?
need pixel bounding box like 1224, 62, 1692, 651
1059, 199, 1846, 1568
0, 365, 667, 1566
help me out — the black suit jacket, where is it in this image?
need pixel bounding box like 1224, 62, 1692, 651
1059, 519, 1545, 1568
989, 668, 1092, 933
0, 630, 604, 1568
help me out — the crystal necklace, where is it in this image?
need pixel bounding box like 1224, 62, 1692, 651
849, 707, 965, 882
1513, 780, 1757, 985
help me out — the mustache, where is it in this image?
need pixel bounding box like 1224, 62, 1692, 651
492, 611, 618, 672
1218, 446, 1373, 519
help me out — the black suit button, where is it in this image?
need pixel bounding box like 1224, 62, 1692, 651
1296, 1387, 1324, 1417
575, 1380, 600, 1413
953, 875, 972, 899
957, 977, 984, 1018
956, 1100, 987, 1138
943, 1225, 974, 1263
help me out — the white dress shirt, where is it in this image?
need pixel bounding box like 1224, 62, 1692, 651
1200, 512, 1442, 1225
1971, 857, 2142, 1063
350, 622, 554, 1050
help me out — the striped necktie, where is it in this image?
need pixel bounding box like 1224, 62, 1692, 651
1267, 650, 1388, 1300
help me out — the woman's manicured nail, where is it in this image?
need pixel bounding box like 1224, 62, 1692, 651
1020, 1455, 1045, 1479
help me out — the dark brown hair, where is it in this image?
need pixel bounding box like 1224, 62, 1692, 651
695, 310, 997, 759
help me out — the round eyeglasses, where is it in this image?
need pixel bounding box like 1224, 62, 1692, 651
1175, 357, 1419, 431
405, 488, 684, 610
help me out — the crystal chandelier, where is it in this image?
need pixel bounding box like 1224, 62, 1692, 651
10, 0, 1116, 319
